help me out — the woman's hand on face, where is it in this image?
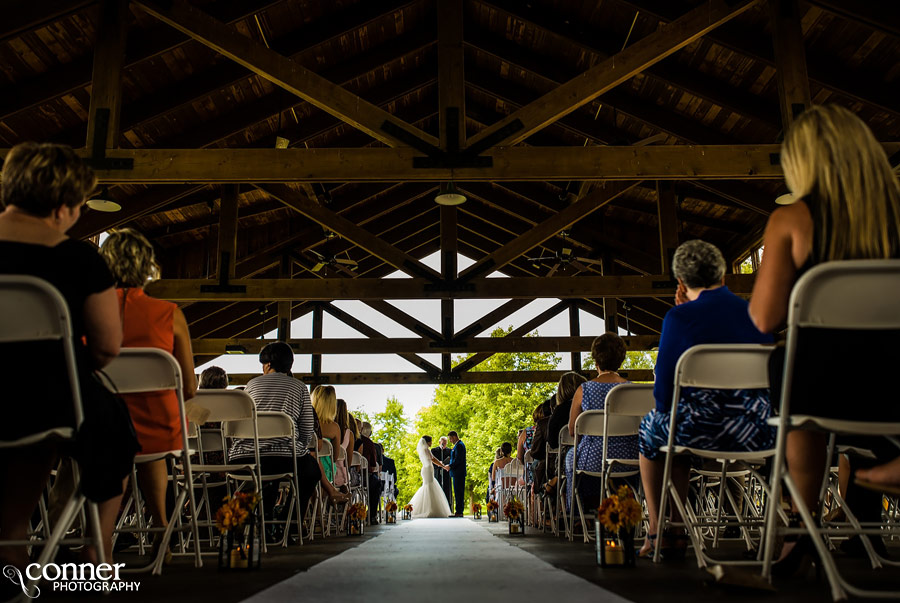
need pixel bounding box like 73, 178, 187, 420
675, 282, 690, 306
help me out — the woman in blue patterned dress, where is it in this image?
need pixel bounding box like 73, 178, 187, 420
564, 333, 634, 510
637, 240, 774, 558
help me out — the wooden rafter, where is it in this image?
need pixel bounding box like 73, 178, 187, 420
144, 274, 756, 302
769, 0, 812, 130
465, 0, 759, 149
224, 369, 655, 386
132, 0, 437, 149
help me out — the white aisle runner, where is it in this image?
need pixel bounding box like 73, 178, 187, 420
241, 519, 633, 603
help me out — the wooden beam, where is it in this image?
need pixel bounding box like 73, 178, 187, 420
146, 273, 756, 302
85, 0, 129, 150
362, 299, 444, 342
438, 0, 465, 151
258, 183, 441, 280
222, 369, 655, 386
320, 302, 441, 376
656, 181, 680, 274
0, 145, 818, 183
0, 0, 97, 43
216, 184, 239, 280
440, 204, 458, 372
454, 298, 531, 340
465, 0, 758, 149
452, 300, 570, 374
459, 181, 641, 280
190, 334, 661, 355
769, 0, 812, 130
806, 0, 900, 38
133, 0, 437, 149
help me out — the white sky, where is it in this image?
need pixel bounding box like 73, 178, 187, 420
196, 251, 610, 419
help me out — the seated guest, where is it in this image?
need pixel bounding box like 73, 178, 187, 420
228, 343, 324, 524
564, 334, 632, 511
0, 143, 127, 571
333, 398, 354, 491
544, 372, 587, 495
312, 386, 341, 486
357, 422, 382, 523
517, 425, 535, 485
100, 228, 198, 561
491, 442, 515, 487
748, 105, 900, 567
639, 240, 774, 558
529, 395, 555, 488
199, 365, 228, 389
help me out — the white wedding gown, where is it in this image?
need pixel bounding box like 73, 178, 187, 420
408, 438, 452, 518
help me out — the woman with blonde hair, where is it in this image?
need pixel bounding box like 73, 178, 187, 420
749, 104, 900, 570
311, 385, 341, 487
100, 228, 196, 562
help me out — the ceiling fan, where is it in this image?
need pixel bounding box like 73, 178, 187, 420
308, 249, 358, 273
525, 247, 603, 276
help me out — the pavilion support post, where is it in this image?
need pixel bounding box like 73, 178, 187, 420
602, 255, 619, 333
277, 255, 291, 342
656, 181, 680, 275
86, 0, 129, 151
217, 184, 239, 280
440, 204, 458, 374
569, 303, 581, 372
311, 303, 323, 379
769, 0, 812, 130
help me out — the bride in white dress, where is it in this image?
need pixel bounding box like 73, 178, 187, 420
408, 436, 452, 518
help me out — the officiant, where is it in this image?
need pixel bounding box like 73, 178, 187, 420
431, 436, 453, 511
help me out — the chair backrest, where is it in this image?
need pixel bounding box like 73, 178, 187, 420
674, 344, 773, 391
335, 442, 347, 463
780, 260, 900, 418
0, 276, 83, 427
523, 449, 534, 464
605, 383, 655, 437
573, 409, 606, 437
103, 347, 182, 394
787, 260, 900, 329
351, 450, 362, 467
194, 389, 256, 423
558, 424, 574, 447
318, 438, 333, 459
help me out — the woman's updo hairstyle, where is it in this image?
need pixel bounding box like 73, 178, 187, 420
501, 442, 512, 456
422, 435, 433, 446
590, 333, 627, 372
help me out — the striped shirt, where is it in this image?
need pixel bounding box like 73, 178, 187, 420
228, 373, 314, 460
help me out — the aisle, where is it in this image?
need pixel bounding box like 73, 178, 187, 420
241, 519, 632, 603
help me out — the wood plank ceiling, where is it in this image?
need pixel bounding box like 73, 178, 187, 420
1, 0, 898, 384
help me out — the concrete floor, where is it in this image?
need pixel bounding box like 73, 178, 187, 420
243, 519, 629, 603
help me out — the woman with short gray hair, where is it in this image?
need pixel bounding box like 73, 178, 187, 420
637, 240, 774, 558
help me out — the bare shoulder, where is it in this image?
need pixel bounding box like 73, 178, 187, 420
769, 200, 812, 234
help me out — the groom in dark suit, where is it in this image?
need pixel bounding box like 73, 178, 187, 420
431, 436, 453, 512
443, 431, 466, 517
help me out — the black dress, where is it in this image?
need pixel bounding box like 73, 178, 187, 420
0, 239, 114, 440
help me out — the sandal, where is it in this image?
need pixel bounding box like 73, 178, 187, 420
636, 533, 657, 558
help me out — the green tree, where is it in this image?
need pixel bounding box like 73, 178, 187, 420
372, 397, 408, 458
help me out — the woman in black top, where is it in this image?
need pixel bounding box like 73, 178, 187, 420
0, 143, 123, 570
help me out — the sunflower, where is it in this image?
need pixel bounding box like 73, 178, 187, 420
618, 497, 642, 528
598, 498, 623, 532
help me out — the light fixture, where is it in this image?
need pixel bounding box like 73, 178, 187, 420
86, 186, 121, 212
434, 182, 466, 206
274, 136, 289, 149
775, 192, 796, 205
225, 344, 248, 354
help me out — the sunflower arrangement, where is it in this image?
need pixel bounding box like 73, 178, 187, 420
473, 502, 482, 512
215, 492, 260, 534
503, 498, 525, 519
486, 500, 499, 512
404, 504, 413, 512
598, 485, 642, 533
385, 500, 398, 513
348, 502, 367, 521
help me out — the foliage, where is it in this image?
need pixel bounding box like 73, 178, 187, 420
392, 327, 559, 508
582, 350, 657, 372
371, 396, 409, 458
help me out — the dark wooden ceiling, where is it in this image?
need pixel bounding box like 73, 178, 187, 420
1, 0, 898, 377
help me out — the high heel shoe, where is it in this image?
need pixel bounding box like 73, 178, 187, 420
636, 533, 657, 558
771, 535, 814, 579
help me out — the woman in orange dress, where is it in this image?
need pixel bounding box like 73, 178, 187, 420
100, 228, 196, 558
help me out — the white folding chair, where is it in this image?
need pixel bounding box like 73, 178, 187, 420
523, 449, 536, 526
761, 260, 900, 600
0, 276, 107, 595
556, 425, 575, 538
498, 459, 524, 520
225, 411, 302, 547
654, 344, 777, 568
103, 348, 203, 575
184, 389, 260, 549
